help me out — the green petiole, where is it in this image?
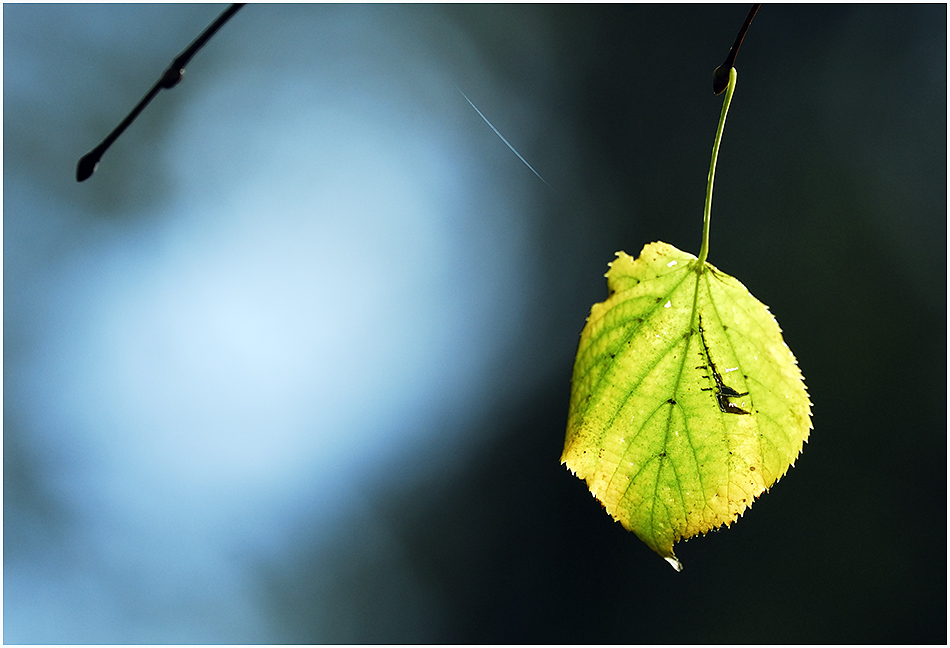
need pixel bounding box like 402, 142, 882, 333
696, 66, 737, 267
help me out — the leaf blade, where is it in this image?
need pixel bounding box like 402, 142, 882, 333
562, 241, 811, 569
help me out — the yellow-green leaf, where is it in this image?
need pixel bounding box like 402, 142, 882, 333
562, 241, 811, 571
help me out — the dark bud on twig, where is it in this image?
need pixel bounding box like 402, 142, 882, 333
712, 65, 732, 95
712, 4, 759, 95
76, 147, 103, 182
161, 67, 185, 90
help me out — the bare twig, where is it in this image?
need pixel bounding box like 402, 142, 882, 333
712, 4, 760, 95
76, 3, 246, 182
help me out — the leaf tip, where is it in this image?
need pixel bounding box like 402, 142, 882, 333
664, 556, 684, 572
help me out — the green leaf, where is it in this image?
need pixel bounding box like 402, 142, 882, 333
562, 241, 811, 571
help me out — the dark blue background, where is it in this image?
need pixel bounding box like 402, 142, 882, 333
5, 4, 945, 642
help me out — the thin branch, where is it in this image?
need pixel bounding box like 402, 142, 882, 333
712, 4, 760, 95
76, 3, 246, 182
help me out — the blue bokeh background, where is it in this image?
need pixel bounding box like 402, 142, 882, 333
5, 4, 946, 643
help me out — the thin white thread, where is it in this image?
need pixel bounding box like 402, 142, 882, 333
455, 85, 549, 187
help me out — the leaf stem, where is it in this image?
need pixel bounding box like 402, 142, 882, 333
696, 67, 736, 268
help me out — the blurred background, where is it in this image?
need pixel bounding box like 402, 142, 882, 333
4, 4, 945, 643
